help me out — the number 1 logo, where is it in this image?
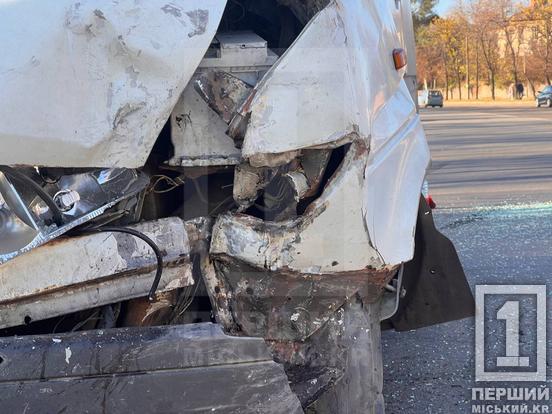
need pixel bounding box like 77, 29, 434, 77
475, 285, 546, 382
496, 301, 530, 368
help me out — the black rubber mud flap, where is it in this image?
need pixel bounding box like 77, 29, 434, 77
388, 196, 475, 331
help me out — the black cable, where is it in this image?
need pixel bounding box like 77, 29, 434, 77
80, 226, 164, 302
0, 166, 64, 226
1, 168, 164, 301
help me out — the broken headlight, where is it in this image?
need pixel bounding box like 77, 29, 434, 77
0, 167, 148, 264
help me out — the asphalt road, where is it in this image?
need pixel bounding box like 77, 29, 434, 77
382, 106, 552, 413
423, 106, 552, 208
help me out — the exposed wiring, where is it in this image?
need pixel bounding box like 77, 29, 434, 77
79, 225, 164, 302
176, 279, 202, 318
148, 174, 185, 194
0, 166, 64, 226
170, 255, 203, 322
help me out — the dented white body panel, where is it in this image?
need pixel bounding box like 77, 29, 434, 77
0, 0, 226, 168
239, 0, 430, 265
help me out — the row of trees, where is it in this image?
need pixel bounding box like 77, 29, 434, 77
415, 0, 552, 100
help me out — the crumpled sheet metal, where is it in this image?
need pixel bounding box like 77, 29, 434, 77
365, 104, 430, 264
241, 3, 356, 162
0, 217, 194, 329
209, 259, 395, 341
211, 142, 383, 275
0, 0, 226, 168
237, 0, 430, 265
209, 142, 397, 340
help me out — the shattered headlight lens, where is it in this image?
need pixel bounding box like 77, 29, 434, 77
0, 168, 149, 265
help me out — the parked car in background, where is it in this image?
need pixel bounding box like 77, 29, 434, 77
536, 85, 552, 107
418, 89, 444, 108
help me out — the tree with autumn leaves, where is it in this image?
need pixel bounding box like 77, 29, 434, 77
415, 0, 552, 100
522, 0, 552, 87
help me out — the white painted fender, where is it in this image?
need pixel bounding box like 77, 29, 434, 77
240, 0, 430, 265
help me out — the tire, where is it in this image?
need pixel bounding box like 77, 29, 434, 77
547, 99, 552, 108
536, 100, 541, 108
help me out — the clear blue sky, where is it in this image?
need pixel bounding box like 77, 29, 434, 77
435, 0, 455, 16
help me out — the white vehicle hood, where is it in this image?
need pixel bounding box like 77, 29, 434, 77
0, 0, 226, 168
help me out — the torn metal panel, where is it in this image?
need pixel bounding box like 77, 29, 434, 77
183, 216, 214, 253
233, 163, 265, 208
0, 0, 227, 168
247, 150, 303, 169
300, 149, 332, 198
240, 4, 357, 161
0, 323, 303, 414
209, 142, 397, 340
212, 142, 383, 275
200, 254, 236, 330
235, 0, 430, 265
169, 31, 278, 168
0, 217, 194, 329
233, 163, 278, 209
0, 168, 148, 265
284, 170, 309, 202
